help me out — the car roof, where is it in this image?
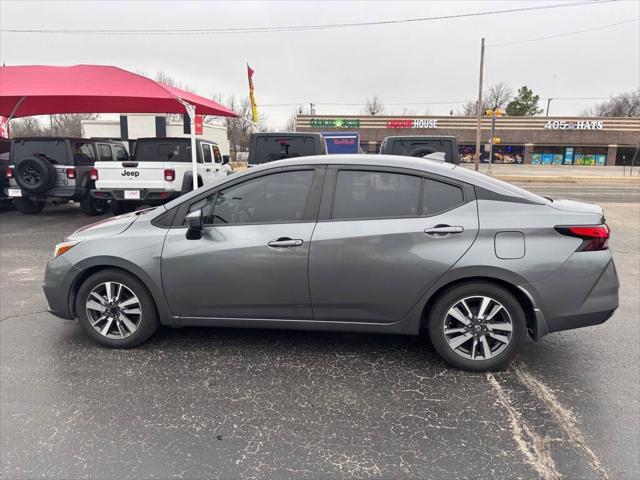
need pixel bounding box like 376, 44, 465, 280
12, 137, 124, 144
136, 137, 217, 144
250, 154, 548, 204
252, 132, 322, 138
382, 135, 457, 141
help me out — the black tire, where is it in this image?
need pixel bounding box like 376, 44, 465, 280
14, 156, 56, 194
75, 269, 159, 348
80, 194, 108, 216
111, 200, 136, 216
427, 282, 526, 371
14, 196, 45, 214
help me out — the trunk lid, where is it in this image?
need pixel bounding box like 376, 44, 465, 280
548, 199, 604, 218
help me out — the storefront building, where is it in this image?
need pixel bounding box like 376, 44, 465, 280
296, 115, 640, 166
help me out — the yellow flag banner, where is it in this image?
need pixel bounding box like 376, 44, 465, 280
247, 64, 258, 124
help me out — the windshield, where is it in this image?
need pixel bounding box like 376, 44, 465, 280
135, 141, 192, 162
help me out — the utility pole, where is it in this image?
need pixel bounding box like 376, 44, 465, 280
309, 103, 316, 115
474, 37, 485, 172
487, 107, 497, 174
546, 98, 552, 116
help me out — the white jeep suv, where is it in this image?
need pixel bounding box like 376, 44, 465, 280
92, 137, 231, 215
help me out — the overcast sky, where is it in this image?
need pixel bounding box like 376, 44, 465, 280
1, 0, 638, 128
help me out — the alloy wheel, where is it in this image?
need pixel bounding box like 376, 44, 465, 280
85, 282, 142, 339
443, 295, 513, 360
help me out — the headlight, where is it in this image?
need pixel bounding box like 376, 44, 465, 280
54, 241, 80, 258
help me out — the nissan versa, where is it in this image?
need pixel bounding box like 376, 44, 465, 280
43, 156, 619, 371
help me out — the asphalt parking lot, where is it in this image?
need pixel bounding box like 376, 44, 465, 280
1, 183, 638, 479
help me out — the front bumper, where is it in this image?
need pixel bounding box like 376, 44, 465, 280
43, 255, 80, 320
91, 188, 182, 204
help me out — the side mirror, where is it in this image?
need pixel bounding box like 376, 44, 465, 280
222, 155, 230, 165
185, 210, 203, 240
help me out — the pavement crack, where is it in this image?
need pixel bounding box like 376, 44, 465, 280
0, 309, 49, 322
513, 363, 610, 480
486, 372, 561, 480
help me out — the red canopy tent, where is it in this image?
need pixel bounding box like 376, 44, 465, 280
0, 64, 237, 190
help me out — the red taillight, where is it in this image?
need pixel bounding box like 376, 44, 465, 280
555, 224, 610, 251
65, 168, 76, 179
164, 169, 175, 181
6, 166, 14, 178
88, 168, 98, 181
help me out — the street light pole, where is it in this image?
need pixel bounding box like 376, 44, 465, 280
474, 38, 485, 172
487, 107, 497, 174
546, 98, 552, 116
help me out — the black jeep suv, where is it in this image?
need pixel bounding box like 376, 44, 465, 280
5, 137, 129, 215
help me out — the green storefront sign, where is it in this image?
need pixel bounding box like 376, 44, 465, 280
309, 118, 361, 128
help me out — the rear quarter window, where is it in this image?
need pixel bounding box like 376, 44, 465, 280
421, 179, 465, 215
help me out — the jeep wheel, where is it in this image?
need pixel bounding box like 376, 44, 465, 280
80, 194, 109, 216
111, 201, 136, 216
14, 156, 56, 194
14, 197, 45, 215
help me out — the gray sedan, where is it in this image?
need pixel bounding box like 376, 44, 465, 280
43, 155, 619, 371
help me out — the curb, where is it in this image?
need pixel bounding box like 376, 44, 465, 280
492, 175, 640, 184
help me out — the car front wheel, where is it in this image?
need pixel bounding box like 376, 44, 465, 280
428, 282, 526, 371
76, 269, 159, 348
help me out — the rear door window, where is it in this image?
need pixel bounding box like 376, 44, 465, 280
12, 140, 69, 165
212, 145, 222, 164
114, 145, 129, 161
73, 142, 96, 164
98, 144, 113, 161
202, 143, 213, 163
332, 170, 421, 220
421, 179, 464, 216
390, 139, 454, 162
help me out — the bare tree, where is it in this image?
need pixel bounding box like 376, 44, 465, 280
457, 100, 478, 117
210, 93, 268, 160
10, 117, 45, 137
398, 107, 416, 116
362, 95, 386, 115
484, 82, 514, 109
51, 113, 98, 136
283, 111, 297, 132
581, 89, 640, 117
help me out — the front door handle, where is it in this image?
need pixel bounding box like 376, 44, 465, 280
268, 238, 303, 248
205, 168, 211, 172
424, 225, 464, 236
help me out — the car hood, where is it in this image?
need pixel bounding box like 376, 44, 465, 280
548, 199, 604, 218
67, 212, 138, 241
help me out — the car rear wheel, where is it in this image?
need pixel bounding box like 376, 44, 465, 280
14, 196, 45, 214
428, 282, 526, 371
76, 269, 159, 348
80, 194, 108, 216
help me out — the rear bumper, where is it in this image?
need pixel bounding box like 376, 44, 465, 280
522, 250, 619, 338
5, 185, 86, 200
91, 189, 183, 204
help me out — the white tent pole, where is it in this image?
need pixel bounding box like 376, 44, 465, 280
179, 100, 198, 191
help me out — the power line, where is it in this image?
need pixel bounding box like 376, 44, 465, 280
487, 17, 639, 46
259, 97, 611, 108
0, 0, 618, 35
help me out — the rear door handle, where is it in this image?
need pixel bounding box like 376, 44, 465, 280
268, 238, 303, 248
205, 168, 211, 172
424, 225, 464, 236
